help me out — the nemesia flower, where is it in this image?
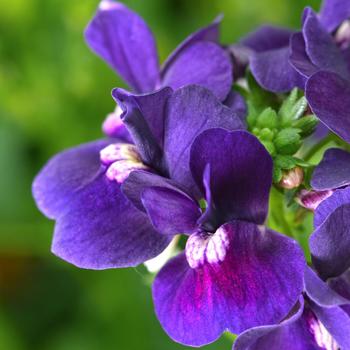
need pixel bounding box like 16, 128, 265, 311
122, 128, 306, 346
233, 267, 350, 350
244, 0, 350, 143
32, 85, 243, 269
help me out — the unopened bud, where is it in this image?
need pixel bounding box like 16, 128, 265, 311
279, 167, 304, 189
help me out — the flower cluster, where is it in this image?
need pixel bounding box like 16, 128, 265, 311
32, 0, 350, 349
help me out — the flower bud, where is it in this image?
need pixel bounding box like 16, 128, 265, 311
278, 167, 304, 189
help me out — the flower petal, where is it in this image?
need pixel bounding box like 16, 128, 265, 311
32, 140, 109, 219
314, 187, 350, 228
233, 298, 306, 350
85, 0, 160, 92
306, 70, 350, 143
161, 16, 221, 74
112, 87, 172, 171
161, 41, 233, 101
122, 170, 185, 212
223, 90, 247, 124
52, 174, 170, 269
190, 129, 272, 225
311, 202, 350, 279
312, 148, 350, 191
141, 186, 201, 235
311, 301, 350, 350
303, 8, 349, 78
153, 222, 305, 346
250, 47, 305, 92
319, 0, 350, 32
163, 85, 243, 198
290, 32, 318, 77
241, 25, 293, 52
304, 267, 349, 307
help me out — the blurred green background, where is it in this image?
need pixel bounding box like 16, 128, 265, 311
0, 0, 320, 349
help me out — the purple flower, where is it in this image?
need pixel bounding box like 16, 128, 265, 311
122, 128, 306, 346
245, 1, 350, 143
233, 267, 350, 350
32, 85, 243, 269
85, 0, 232, 101
309, 148, 350, 280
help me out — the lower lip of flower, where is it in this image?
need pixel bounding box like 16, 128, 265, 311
306, 309, 338, 350
100, 143, 148, 183
185, 227, 230, 269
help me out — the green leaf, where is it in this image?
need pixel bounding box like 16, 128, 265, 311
273, 165, 283, 183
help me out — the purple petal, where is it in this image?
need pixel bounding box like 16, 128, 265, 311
289, 32, 318, 77
141, 186, 201, 235
304, 267, 349, 307
312, 148, 350, 191
163, 85, 243, 198
311, 201, 350, 279
306, 70, 350, 143
122, 170, 186, 212
233, 298, 307, 350
153, 222, 305, 346
161, 41, 233, 101
85, 0, 159, 92
227, 44, 252, 79
303, 8, 349, 78
32, 140, 109, 219
250, 47, 305, 92
329, 270, 350, 316
161, 16, 221, 75
52, 174, 170, 269
311, 301, 350, 350
190, 129, 272, 225
112, 87, 172, 171
319, 0, 350, 32
314, 187, 350, 228
240, 25, 293, 52
223, 90, 247, 125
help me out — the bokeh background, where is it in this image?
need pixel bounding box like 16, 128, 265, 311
0, 0, 320, 349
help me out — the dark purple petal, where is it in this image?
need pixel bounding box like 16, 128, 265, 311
233, 298, 309, 350
250, 47, 305, 92
161, 16, 221, 75
311, 301, 350, 350
112, 87, 173, 171
240, 25, 293, 52
163, 85, 243, 198
314, 187, 350, 228
306, 71, 350, 143
223, 90, 247, 125
141, 186, 201, 235
227, 44, 252, 79
153, 222, 305, 346
190, 129, 272, 225
122, 170, 186, 212
310, 201, 350, 279
84, 0, 160, 92
289, 32, 318, 78
32, 140, 109, 219
303, 8, 349, 78
319, 0, 350, 32
52, 174, 170, 269
304, 267, 349, 307
329, 270, 350, 316
312, 148, 350, 191
161, 42, 233, 101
